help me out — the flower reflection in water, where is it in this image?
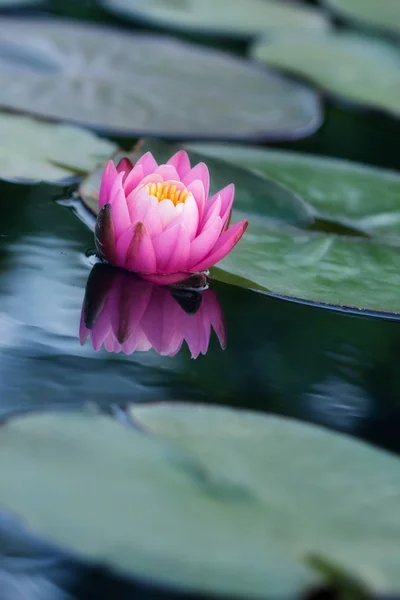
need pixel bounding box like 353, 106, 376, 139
80, 264, 226, 359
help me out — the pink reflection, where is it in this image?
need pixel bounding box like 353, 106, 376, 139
80, 264, 226, 359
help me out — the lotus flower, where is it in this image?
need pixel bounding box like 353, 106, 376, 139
80, 264, 226, 359
95, 150, 248, 284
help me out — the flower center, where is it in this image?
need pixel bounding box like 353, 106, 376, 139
145, 181, 190, 206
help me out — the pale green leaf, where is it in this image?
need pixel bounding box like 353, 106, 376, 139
0, 18, 321, 141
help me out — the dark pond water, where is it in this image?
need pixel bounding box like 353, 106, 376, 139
1, 177, 400, 599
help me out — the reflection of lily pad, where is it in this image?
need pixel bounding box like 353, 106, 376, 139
0, 18, 321, 141
0, 113, 116, 183
0, 406, 400, 597
187, 144, 400, 237
101, 0, 329, 41
324, 0, 400, 36
252, 33, 400, 118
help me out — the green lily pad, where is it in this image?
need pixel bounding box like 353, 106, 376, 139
79, 140, 314, 228
101, 0, 329, 41
324, 0, 400, 36
0, 113, 116, 183
251, 32, 400, 118
80, 140, 400, 315
0, 18, 321, 141
0, 405, 400, 597
186, 144, 400, 237
215, 218, 400, 315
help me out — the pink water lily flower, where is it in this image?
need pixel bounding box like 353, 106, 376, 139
80, 264, 226, 359
95, 150, 248, 284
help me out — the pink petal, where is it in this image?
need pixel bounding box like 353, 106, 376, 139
154, 164, 180, 181
157, 198, 180, 229
125, 222, 157, 273
116, 226, 135, 265
188, 216, 223, 267
123, 164, 145, 196
153, 224, 191, 273
136, 152, 158, 176
191, 220, 248, 272
128, 189, 163, 237
183, 163, 210, 200
187, 180, 205, 224
108, 172, 131, 240
166, 194, 199, 241
200, 194, 222, 234
136, 173, 163, 187
167, 150, 191, 179
99, 160, 118, 209
207, 184, 235, 220
116, 157, 134, 183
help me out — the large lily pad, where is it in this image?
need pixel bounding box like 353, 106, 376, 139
0, 113, 116, 183
101, 0, 329, 41
324, 0, 400, 36
0, 406, 400, 597
0, 18, 321, 141
215, 218, 400, 315
251, 32, 400, 118
79, 140, 400, 315
187, 144, 400, 237
79, 140, 314, 227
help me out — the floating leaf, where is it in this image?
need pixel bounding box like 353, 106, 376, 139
0, 113, 116, 183
101, 0, 329, 41
79, 140, 400, 315
0, 406, 400, 597
79, 140, 314, 227
251, 32, 400, 118
186, 144, 400, 237
0, 18, 321, 141
214, 219, 400, 315
324, 0, 400, 36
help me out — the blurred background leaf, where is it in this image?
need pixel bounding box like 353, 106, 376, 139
0, 18, 321, 140
0, 113, 116, 183
252, 32, 400, 118
0, 407, 399, 597
99, 0, 330, 41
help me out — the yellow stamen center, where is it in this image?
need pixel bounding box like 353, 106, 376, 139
145, 181, 190, 206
